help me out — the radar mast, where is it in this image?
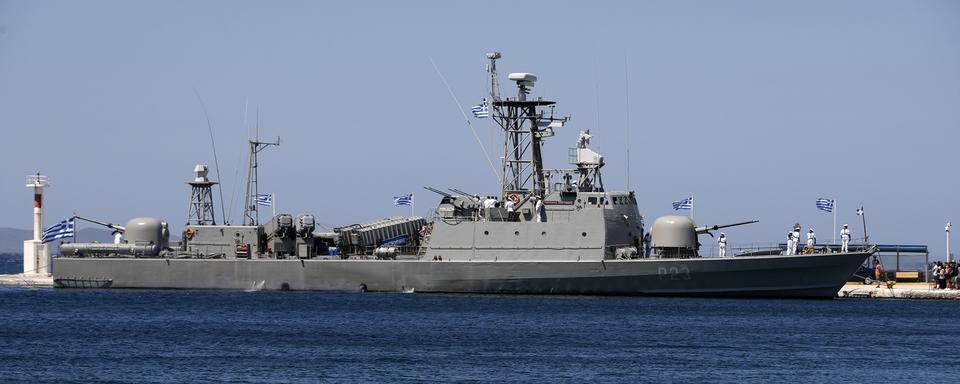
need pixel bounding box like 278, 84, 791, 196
488, 53, 568, 201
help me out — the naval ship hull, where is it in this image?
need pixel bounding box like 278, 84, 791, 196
53, 251, 870, 298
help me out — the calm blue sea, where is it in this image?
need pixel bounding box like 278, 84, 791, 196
1, 288, 958, 383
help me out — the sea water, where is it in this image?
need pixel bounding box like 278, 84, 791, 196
1, 288, 958, 383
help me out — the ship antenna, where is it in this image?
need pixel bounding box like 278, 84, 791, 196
193, 88, 227, 224
429, 56, 500, 184
242, 105, 280, 226
624, 54, 631, 191
487, 51, 502, 102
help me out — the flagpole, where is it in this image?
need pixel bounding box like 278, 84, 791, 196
272, 192, 276, 218
690, 196, 694, 221
412, 194, 415, 217
833, 199, 837, 245
859, 206, 868, 246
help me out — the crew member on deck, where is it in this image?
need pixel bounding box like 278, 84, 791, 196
786, 231, 795, 255
112, 229, 123, 244
792, 224, 801, 255
806, 228, 816, 248
534, 196, 546, 223
718, 232, 727, 257
840, 224, 851, 252
643, 232, 652, 258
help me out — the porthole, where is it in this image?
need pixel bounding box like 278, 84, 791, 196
514, 231, 520, 236
484, 231, 489, 235
581, 232, 587, 237
541, 231, 547, 236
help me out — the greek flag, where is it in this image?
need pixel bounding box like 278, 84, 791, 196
41, 218, 75, 244
394, 194, 413, 206
815, 198, 834, 213
471, 98, 489, 118
255, 193, 273, 207
672, 196, 692, 211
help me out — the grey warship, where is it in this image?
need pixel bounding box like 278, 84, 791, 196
52, 53, 874, 298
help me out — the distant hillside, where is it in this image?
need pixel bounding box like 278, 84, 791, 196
0, 227, 114, 253
0, 253, 20, 274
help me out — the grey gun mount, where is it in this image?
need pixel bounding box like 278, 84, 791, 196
695, 220, 760, 237
59, 217, 169, 257
651, 217, 758, 258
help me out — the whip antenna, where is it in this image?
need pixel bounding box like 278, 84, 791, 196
429, 57, 500, 184
193, 88, 228, 224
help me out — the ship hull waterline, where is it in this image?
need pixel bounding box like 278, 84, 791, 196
52, 251, 871, 298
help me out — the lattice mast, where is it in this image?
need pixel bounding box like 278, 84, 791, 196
243, 137, 279, 226
487, 53, 567, 200
186, 164, 218, 225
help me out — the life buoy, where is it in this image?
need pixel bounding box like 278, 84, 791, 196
507, 193, 521, 204
185, 228, 195, 240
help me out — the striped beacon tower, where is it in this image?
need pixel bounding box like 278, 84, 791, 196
24, 173, 51, 275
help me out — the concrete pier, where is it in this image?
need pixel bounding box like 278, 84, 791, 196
0, 273, 54, 288
837, 282, 960, 300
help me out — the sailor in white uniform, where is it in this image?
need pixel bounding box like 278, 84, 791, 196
806, 228, 816, 248
840, 224, 851, 252
792, 225, 801, 255
534, 196, 546, 223
718, 232, 727, 257
786, 232, 795, 255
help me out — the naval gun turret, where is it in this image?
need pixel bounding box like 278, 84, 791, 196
650, 216, 757, 258
60, 217, 170, 257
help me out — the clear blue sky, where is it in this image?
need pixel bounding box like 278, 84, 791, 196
1, 1, 957, 258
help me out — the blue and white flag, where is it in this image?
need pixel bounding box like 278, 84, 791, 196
41, 218, 75, 244
856, 207, 864, 216
255, 193, 273, 207
815, 198, 834, 213
394, 194, 413, 206
471, 98, 489, 118
672, 196, 693, 211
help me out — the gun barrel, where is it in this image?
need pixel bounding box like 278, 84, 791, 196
423, 186, 451, 197
695, 219, 759, 234
73, 215, 126, 232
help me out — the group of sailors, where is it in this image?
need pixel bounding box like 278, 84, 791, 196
785, 224, 813, 255
475, 194, 545, 223
782, 223, 853, 255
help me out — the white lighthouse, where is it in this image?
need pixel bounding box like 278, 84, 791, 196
23, 173, 50, 276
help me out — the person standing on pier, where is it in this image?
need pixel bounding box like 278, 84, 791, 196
873, 258, 884, 283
